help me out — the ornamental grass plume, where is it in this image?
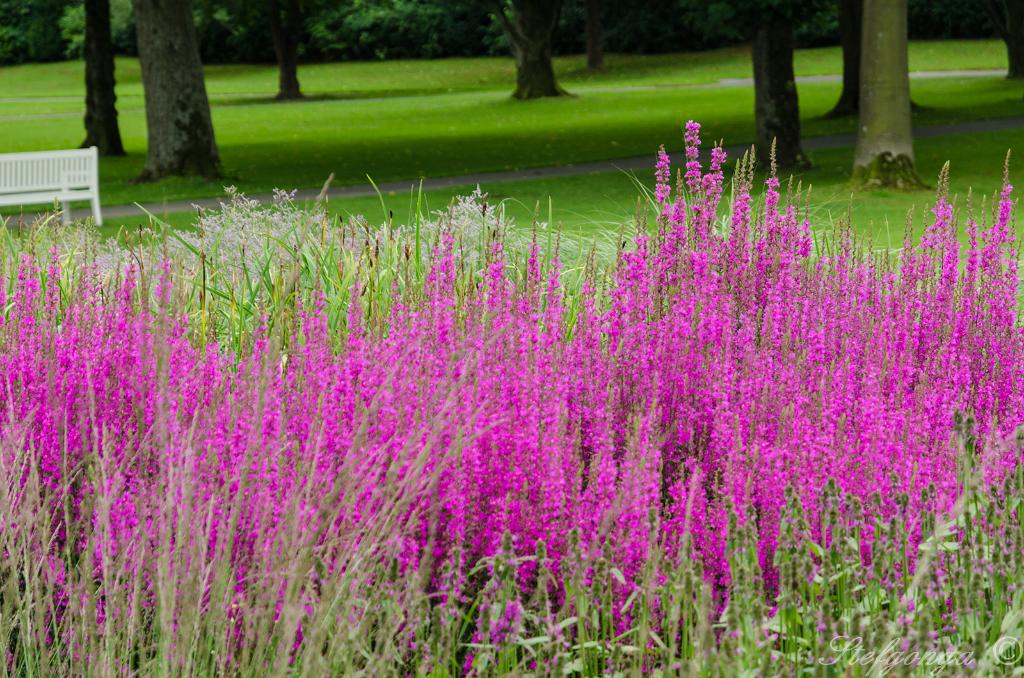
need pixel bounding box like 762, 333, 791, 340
0, 121, 1022, 675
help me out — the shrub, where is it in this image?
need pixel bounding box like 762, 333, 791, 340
0, 0, 71, 64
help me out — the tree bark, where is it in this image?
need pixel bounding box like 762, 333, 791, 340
752, 17, 807, 170
492, 0, 567, 99
853, 0, 924, 190
133, 0, 219, 180
1008, 29, 1024, 79
826, 0, 862, 118
585, 0, 604, 72
269, 0, 303, 99
82, 0, 125, 156
982, 0, 1024, 79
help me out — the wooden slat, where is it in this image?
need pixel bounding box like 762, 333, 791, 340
0, 148, 98, 195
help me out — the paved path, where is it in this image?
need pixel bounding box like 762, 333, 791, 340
71, 114, 1024, 222
716, 68, 1006, 87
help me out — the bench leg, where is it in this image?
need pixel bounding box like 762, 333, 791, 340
61, 201, 71, 225
91, 197, 103, 226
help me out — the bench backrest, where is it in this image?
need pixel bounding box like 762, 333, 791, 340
0, 147, 99, 195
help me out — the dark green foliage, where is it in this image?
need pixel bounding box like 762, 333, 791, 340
692, 0, 833, 43
306, 0, 500, 61
909, 0, 995, 39
192, 0, 277, 64
559, 0, 720, 55
0, 0, 1006, 67
0, 0, 75, 64
58, 0, 135, 58
794, 4, 840, 47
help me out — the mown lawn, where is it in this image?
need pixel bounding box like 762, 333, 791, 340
104, 122, 1024, 257
3, 38, 1024, 244
0, 40, 1020, 204
1, 39, 1010, 102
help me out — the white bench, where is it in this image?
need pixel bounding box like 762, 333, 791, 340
0, 147, 103, 225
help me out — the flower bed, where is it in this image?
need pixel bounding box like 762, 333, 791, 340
1, 122, 1022, 675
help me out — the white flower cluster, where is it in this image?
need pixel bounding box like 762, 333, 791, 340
8, 186, 534, 286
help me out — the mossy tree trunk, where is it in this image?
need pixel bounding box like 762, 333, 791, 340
826, 0, 862, 118
269, 0, 303, 100
585, 0, 604, 72
82, 0, 125, 156
983, 0, 1024, 79
853, 0, 924, 190
752, 16, 807, 170
133, 0, 219, 180
492, 0, 567, 99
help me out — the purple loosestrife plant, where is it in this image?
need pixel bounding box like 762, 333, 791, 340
0, 121, 1022, 675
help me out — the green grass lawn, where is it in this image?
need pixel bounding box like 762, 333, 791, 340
1, 39, 1009, 103
1, 40, 1021, 208
3, 38, 1024, 248
105, 122, 1024, 257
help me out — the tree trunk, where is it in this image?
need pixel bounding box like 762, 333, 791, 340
493, 0, 566, 99
752, 18, 807, 170
1006, 0, 1024, 79
82, 0, 125, 156
133, 0, 219, 180
853, 0, 924, 190
1007, 29, 1024, 79
585, 0, 604, 72
983, 0, 1024, 79
269, 0, 303, 99
826, 0, 862, 118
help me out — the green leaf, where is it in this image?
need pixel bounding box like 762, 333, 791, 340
562, 659, 583, 675
556, 616, 578, 630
